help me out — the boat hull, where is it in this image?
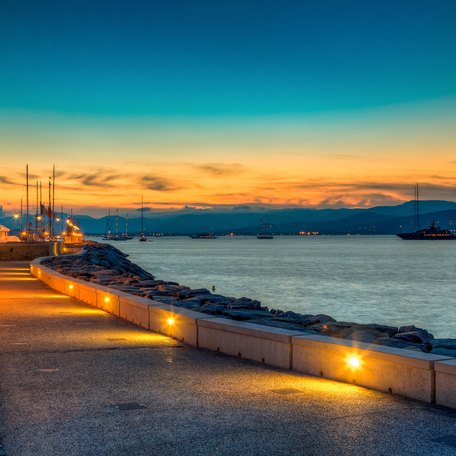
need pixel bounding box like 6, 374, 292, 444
396, 233, 456, 240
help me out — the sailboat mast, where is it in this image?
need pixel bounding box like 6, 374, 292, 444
416, 183, 420, 230
126, 214, 129, 236
141, 195, 144, 234
35, 180, 39, 236
26, 164, 29, 239
107, 208, 111, 237
40, 181, 43, 235
20, 198, 23, 235
116, 209, 119, 237
52, 164, 55, 239
48, 178, 52, 237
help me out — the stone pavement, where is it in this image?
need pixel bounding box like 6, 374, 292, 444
1, 261, 456, 456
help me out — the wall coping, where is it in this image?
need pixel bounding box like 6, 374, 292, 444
199, 317, 305, 342
435, 359, 456, 374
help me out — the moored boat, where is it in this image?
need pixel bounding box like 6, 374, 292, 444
257, 216, 274, 239
397, 220, 456, 240
190, 233, 217, 239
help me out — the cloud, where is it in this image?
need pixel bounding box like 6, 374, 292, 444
325, 154, 360, 159
318, 193, 401, 208
195, 163, 244, 176
68, 169, 125, 188
140, 175, 181, 191
0, 175, 17, 185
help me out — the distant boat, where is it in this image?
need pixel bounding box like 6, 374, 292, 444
110, 209, 129, 241
190, 232, 217, 239
257, 216, 274, 239
139, 195, 147, 242
396, 183, 456, 240
102, 209, 112, 240
397, 220, 456, 240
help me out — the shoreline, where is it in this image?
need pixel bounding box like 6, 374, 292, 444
41, 242, 456, 357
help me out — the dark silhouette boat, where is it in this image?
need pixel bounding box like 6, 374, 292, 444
396, 184, 456, 240
397, 220, 456, 240
139, 195, 148, 242
190, 232, 217, 239
257, 216, 274, 239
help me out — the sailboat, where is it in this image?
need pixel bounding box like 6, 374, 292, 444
396, 183, 456, 240
257, 216, 274, 239
102, 209, 112, 240
123, 214, 133, 240
110, 209, 128, 241
139, 196, 147, 242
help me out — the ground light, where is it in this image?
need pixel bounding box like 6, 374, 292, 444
347, 355, 361, 369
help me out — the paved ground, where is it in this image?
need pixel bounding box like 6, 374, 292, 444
1, 261, 456, 456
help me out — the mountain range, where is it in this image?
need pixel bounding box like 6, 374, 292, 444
2, 200, 456, 236
53, 200, 456, 235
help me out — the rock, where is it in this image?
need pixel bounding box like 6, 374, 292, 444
394, 331, 425, 344
200, 304, 225, 314
183, 298, 202, 306
398, 325, 434, 340
177, 288, 211, 299
345, 329, 386, 343
221, 309, 274, 321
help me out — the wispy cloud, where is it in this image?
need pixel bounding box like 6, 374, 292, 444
68, 170, 124, 188
140, 175, 181, 191
195, 163, 244, 176
0, 175, 18, 186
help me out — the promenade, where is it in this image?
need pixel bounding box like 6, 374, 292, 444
1, 261, 456, 456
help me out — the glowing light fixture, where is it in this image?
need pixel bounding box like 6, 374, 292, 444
69, 284, 74, 290
347, 355, 361, 368
167, 317, 175, 326
104, 296, 110, 303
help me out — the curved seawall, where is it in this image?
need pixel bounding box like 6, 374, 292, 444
30, 256, 456, 409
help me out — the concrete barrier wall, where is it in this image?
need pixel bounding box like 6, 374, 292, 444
148, 304, 215, 346
292, 334, 449, 403
435, 360, 456, 409
198, 318, 302, 369
30, 257, 455, 408
0, 242, 51, 261
119, 295, 151, 329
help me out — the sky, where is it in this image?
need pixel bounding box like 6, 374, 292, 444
1, 0, 455, 216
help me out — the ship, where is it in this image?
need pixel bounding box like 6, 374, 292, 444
139, 195, 147, 242
397, 220, 456, 240
257, 216, 274, 239
190, 232, 217, 239
396, 183, 456, 240
109, 210, 130, 241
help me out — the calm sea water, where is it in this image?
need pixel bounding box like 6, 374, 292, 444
98, 236, 456, 338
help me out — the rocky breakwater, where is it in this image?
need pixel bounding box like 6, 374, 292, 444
41, 243, 456, 357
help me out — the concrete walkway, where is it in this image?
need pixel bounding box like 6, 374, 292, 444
1, 261, 456, 456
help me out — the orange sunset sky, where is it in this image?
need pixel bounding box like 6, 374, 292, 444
1, 2, 455, 216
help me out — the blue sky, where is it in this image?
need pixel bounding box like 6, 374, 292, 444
2, 0, 455, 116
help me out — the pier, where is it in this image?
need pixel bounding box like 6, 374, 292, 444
1, 261, 456, 455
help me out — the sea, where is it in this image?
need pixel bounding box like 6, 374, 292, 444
98, 236, 456, 338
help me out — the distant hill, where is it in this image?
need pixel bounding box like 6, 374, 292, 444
3, 200, 455, 236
